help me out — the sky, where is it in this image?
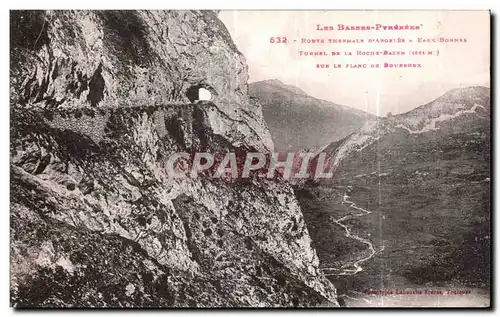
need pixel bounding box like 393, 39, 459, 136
219, 10, 490, 116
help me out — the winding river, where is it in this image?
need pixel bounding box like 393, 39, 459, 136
316, 187, 489, 307
322, 188, 383, 276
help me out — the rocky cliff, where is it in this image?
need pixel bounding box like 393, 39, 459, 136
10, 10, 338, 307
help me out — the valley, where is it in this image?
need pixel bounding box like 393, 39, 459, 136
266, 84, 492, 307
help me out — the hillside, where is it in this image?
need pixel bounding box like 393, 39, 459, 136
295, 86, 491, 303
249, 79, 374, 152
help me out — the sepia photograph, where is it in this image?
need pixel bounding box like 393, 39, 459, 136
9, 9, 491, 308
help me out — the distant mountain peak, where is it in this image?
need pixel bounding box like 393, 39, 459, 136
248, 79, 373, 152
254, 79, 309, 96
261, 79, 285, 85
434, 86, 490, 104
403, 86, 491, 119
319, 86, 491, 174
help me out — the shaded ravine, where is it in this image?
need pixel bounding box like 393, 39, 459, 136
322, 187, 384, 276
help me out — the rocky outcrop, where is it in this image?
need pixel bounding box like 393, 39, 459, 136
10, 10, 338, 307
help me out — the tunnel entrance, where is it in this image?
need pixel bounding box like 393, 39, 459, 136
186, 85, 212, 102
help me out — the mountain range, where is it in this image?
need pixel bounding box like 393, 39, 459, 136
249, 79, 374, 152
10, 10, 338, 307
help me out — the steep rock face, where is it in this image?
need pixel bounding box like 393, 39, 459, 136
10, 10, 272, 152
10, 10, 338, 307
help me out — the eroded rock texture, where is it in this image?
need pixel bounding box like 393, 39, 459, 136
10, 10, 338, 307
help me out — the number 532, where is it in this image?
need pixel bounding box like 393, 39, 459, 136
270, 37, 288, 44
